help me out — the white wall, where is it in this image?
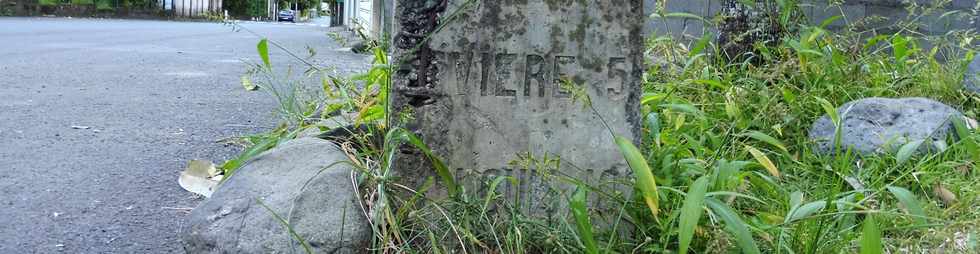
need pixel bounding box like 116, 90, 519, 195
343, 0, 383, 38
169, 0, 220, 17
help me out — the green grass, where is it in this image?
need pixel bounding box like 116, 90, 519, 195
227, 1, 980, 253
37, 0, 58, 7
95, 0, 113, 11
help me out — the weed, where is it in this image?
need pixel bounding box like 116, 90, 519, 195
228, 0, 980, 253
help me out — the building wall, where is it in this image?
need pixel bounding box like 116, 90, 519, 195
645, 0, 979, 40
342, 0, 388, 39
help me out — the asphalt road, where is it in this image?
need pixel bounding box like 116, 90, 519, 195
0, 17, 370, 253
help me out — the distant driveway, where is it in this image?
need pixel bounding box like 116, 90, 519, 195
0, 17, 369, 253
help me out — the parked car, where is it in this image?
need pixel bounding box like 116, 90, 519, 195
278, 10, 295, 22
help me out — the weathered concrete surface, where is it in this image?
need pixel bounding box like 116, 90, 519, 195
182, 138, 371, 253
0, 17, 371, 253
809, 97, 965, 155
391, 1, 643, 213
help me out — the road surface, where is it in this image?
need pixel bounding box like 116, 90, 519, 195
0, 17, 370, 253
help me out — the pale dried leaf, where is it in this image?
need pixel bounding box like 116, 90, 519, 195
933, 184, 957, 206
956, 164, 972, 176
179, 160, 221, 197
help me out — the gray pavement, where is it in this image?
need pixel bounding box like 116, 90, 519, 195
0, 17, 371, 253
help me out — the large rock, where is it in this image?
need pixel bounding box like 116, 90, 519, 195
182, 138, 371, 253
965, 56, 980, 93
809, 97, 965, 155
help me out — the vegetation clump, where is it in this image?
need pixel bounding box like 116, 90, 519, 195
230, 1, 980, 253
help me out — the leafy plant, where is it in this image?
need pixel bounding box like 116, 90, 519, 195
224, 0, 980, 252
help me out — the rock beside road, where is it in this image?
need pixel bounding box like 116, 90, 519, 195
965, 56, 980, 93
809, 97, 966, 155
182, 137, 371, 253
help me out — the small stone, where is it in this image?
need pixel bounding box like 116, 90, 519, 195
808, 97, 964, 155
182, 138, 371, 253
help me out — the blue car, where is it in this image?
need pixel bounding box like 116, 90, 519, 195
278, 10, 295, 22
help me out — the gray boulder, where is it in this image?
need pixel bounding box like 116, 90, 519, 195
182, 138, 372, 253
809, 97, 964, 155
965, 56, 980, 93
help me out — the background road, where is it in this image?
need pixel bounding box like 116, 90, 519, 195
0, 17, 369, 253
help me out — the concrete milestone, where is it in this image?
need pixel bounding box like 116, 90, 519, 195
391, 0, 643, 214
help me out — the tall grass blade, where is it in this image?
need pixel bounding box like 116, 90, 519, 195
615, 135, 660, 216
785, 201, 826, 223
860, 215, 883, 254
570, 186, 598, 254
886, 186, 927, 225
258, 39, 271, 69
256, 199, 313, 254
706, 198, 761, 254
394, 129, 459, 196
678, 176, 710, 254
745, 145, 781, 179
743, 131, 789, 154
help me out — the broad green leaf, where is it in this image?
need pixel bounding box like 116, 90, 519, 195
785, 201, 826, 223
706, 198, 761, 254
694, 79, 726, 90
570, 186, 598, 254
678, 176, 710, 254
662, 103, 704, 117
647, 112, 661, 137
690, 34, 712, 57
780, 87, 797, 103
743, 131, 789, 154
222, 134, 280, 176
896, 140, 924, 165
863, 35, 889, 52
258, 39, 271, 69
892, 35, 910, 62
615, 135, 660, 216
860, 215, 883, 254
952, 117, 979, 162
815, 97, 839, 124
886, 186, 927, 225
790, 191, 804, 208
819, 16, 842, 29
968, 232, 977, 250
952, 116, 973, 140
745, 145, 781, 179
